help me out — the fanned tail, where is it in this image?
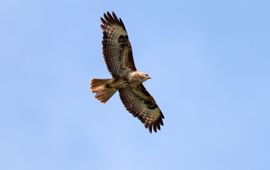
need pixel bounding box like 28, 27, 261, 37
90, 78, 117, 103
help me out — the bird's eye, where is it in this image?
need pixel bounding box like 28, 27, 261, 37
145, 74, 149, 77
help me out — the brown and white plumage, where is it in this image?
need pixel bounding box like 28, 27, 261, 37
119, 85, 164, 133
90, 12, 164, 133
101, 12, 136, 77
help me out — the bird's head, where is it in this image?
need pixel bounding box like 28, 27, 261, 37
137, 72, 151, 82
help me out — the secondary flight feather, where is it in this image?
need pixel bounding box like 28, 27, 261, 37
90, 12, 164, 133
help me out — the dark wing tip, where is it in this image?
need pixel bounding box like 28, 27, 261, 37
149, 126, 153, 133
118, 88, 164, 134
112, 12, 118, 20
102, 11, 119, 24
100, 11, 126, 31
147, 112, 165, 133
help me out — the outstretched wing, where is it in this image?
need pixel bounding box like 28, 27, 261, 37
101, 12, 137, 78
119, 85, 164, 133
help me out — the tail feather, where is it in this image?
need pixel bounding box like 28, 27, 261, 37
90, 78, 117, 103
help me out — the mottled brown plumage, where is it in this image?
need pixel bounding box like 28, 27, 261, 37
90, 12, 164, 133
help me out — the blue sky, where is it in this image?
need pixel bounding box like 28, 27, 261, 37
1, 0, 270, 170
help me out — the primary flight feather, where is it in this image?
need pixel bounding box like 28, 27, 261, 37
90, 12, 164, 133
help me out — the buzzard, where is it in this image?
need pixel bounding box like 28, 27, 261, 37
90, 12, 164, 133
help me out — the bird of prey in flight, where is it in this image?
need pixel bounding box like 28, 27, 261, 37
90, 12, 164, 133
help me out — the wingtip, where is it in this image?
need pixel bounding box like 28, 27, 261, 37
100, 11, 126, 31
146, 115, 165, 133
149, 126, 153, 133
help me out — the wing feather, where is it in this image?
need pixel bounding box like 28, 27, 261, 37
119, 85, 164, 133
101, 12, 137, 78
